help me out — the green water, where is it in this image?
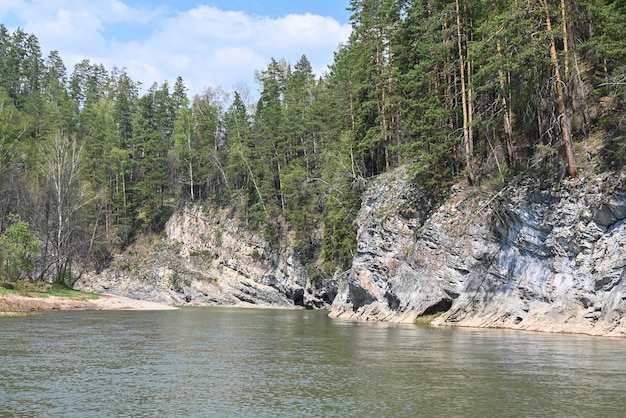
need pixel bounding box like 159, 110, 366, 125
1, 308, 624, 417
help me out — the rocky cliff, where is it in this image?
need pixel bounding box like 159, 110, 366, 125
75, 165, 626, 337
329, 168, 626, 337
75, 205, 336, 309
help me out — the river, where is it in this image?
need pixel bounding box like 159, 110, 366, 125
1, 308, 624, 417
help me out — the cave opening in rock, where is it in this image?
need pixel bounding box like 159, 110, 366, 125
421, 298, 453, 316
291, 288, 305, 307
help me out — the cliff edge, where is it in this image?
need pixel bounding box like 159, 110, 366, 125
75, 205, 336, 309
329, 168, 626, 337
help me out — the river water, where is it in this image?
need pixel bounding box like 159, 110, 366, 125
1, 308, 624, 417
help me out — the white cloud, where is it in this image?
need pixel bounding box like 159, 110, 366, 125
261, 13, 348, 48
95, 0, 162, 24
35, 9, 106, 49
2, 1, 352, 98
0, 0, 25, 18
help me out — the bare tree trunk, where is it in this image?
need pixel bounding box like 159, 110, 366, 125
497, 40, 515, 166
188, 160, 194, 201
536, 88, 544, 142
456, 0, 474, 182
275, 152, 285, 212
239, 151, 268, 219
347, 69, 356, 132
468, 55, 474, 157
543, 0, 577, 177
561, 0, 570, 81
464, 0, 474, 158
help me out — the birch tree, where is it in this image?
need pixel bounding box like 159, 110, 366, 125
174, 107, 198, 200
42, 134, 90, 281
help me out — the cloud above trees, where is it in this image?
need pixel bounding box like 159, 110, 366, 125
1, 0, 351, 95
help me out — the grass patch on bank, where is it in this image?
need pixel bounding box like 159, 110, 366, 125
0, 281, 99, 300
414, 311, 445, 325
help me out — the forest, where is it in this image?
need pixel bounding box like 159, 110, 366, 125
0, 0, 624, 284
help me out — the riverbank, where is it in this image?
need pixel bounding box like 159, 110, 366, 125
0, 293, 178, 315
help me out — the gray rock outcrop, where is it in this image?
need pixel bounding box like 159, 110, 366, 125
329, 169, 626, 337
75, 205, 336, 309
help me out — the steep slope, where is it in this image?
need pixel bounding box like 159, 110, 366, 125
75, 205, 337, 309
329, 168, 626, 337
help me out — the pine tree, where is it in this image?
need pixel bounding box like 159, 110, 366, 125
224, 91, 255, 205
69, 60, 109, 109
281, 55, 321, 258
109, 69, 139, 241
255, 58, 289, 217
541, 0, 576, 177
132, 85, 170, 230
347, 0, 403, 175
111, 68, 138, 147
41, 51, 75, 137
394, 0, 461, 185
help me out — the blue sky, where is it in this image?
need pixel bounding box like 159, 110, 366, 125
0, 0, 352, 98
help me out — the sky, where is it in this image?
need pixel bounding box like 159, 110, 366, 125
0, 0, 352, 97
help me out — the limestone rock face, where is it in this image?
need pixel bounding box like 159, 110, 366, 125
329, 170, 626, 337
75, 205, 336, 309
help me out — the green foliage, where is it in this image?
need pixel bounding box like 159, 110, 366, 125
0, 87, 29, 171
321, 196, 358, 271
214, 229, 223, 247
169, 271, 190, 293
190, 249, 212, 259
0, 214, 41, 281
173, 107, 199, 199
133, 85, 171, 231
251, 248, 262, 262
1, 4, 625, 282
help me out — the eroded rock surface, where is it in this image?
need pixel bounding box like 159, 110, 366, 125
330, 169, 626, 337
76, 205, 336, 309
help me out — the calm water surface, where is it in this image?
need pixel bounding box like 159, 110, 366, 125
1, 308, 625, 417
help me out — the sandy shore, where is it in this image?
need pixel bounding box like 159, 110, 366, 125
0, 293, 178, 314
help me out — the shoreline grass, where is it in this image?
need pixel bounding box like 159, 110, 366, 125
0, 281, 99, 300
413, 311, 445, 325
